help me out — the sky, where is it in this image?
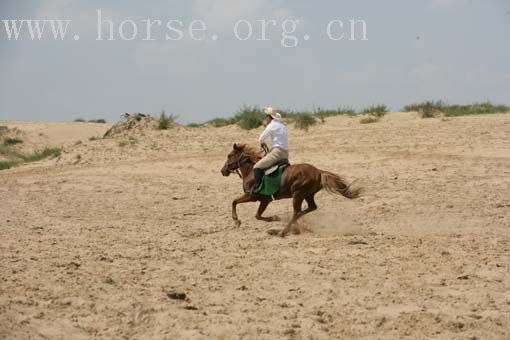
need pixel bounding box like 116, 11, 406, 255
0, 0, 509, 123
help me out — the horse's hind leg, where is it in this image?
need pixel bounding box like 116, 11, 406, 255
256, 198, 280, 222
302, 195, 318, 215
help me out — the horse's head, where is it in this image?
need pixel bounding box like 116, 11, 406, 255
221, 143, 246, 176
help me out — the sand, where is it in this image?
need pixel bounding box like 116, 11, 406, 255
1, 113, 509, 339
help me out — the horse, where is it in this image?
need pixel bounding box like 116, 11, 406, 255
220, 143, 361, 237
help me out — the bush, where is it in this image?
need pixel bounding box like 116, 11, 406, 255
403, 101, 510, 118
157, 110, 176, 130
207, 118, 234, 127
88, 119, 107, 123
403, 101, 445, 118
316, 107, 357, 118
0, 145, 61, 171
21, 147, 61, 162
187, 123, 202, 128
74, 118, 86, 122
234, 106, 265, 130
362, 105, 388, 117
3, 137, 23, 145
119, 136, 137, 147
0, 160, 20, 170
443, 102, 510, 117
293, 113, 318, 131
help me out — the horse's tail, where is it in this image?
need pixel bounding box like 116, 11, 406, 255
320, 170, 361, 199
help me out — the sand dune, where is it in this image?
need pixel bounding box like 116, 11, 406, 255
1, 113, 509, 339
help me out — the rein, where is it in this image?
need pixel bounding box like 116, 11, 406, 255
226, 152, 253, 178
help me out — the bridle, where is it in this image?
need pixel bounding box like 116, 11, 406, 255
226, 151, 253, 178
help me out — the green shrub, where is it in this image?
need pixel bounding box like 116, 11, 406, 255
3, 137, 23, 145
21, 147, 61, 162
157, 110, 176, 130
362, 105, 388, 117
403, 101, 510, 118
316, 107, 357, 118
443, 102, 510, 117
234, 106, 265, 130
88, 119, 107, 124
119, 136, 137, 147
293, 113, 318, 131
187, 123, 202, 128
74, 118, 86, 122
207, 118, 234, 127
404, 101, 445, 113
0, 146, 61, 171
0, 160, 20, 170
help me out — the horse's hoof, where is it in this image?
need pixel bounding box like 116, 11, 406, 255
270, 216, 281, 222
279, 232, 287, 238
267, 229, 280, 236
234, 220, 242, 227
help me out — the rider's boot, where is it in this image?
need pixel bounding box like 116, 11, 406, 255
250, 168, 264, 194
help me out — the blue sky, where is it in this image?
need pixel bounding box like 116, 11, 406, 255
0, 0, 509, 123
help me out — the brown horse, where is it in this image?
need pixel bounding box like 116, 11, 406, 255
220, 143, 361, 237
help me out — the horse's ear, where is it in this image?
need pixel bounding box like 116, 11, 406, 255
233, 143, 241, 151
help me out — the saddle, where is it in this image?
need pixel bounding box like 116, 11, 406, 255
264, 159, 290, 175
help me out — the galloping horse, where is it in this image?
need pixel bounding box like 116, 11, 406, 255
221, 143, 361, 237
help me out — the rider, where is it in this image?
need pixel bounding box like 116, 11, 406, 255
251, 107, 289, 193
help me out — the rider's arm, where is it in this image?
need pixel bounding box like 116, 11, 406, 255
258, 124, 273, 145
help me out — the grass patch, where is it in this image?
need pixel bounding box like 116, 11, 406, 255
157, 110, 177, 130
74, 118, 86, 122
403, 101, 510, 118
88, 119, 107, 124
206, 118, 235, 127
187, 123, 202, 128
0, 146, 61, 171
361, 105, 388, 117
21, 147, 61, 162
119, 136, 137, 147
234, 106, 265, 130
198, 104, 390, 128
315, 107, 357, 121
0, 159, 21, 170
291, 113, 318, 131
443, 102, 510, 117
3, 137, 23, 145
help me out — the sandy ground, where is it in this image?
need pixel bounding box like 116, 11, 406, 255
1, 113, 509, 340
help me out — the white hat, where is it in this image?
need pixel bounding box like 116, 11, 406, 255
263, 107, 282, 120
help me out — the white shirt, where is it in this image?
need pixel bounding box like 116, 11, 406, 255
258, 119, 289, 151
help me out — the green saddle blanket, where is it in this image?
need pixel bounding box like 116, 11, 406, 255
256, 165, 287, 196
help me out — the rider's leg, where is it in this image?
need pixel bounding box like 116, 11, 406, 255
252, 168, 264, 192
252, 148, 289, 193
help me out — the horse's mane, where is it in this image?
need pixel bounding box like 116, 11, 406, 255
237, 144, 263, 162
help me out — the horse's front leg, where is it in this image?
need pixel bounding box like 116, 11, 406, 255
232, 193, 256, 227
255, 198, 280, 222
